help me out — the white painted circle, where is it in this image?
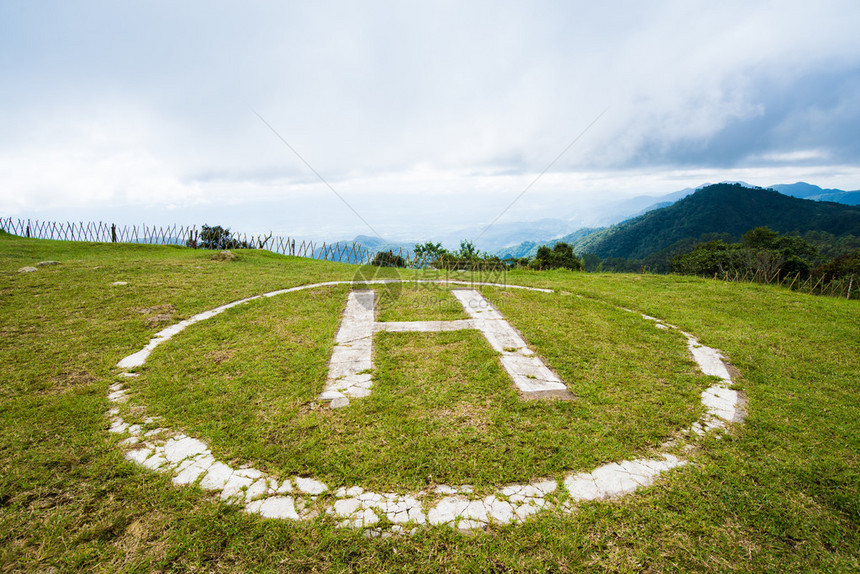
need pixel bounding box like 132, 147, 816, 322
109, 280, 744, 531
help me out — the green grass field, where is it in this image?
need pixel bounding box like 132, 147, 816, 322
1, 233, 857, 572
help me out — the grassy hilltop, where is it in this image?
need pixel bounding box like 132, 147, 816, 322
0, 233, 858, 572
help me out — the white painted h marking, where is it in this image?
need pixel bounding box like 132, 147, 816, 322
318, 289, 570, 407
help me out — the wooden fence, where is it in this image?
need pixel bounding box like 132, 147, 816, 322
3, 217, 854, 299
0, 217, 421, 266
710, 268, 857, 300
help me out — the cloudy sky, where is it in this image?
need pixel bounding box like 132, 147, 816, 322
2, 1, 859, 243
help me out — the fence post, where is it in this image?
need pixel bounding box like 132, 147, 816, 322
811, 275, 824, 295
847, 275, 854, 300
111, 224, 117, 243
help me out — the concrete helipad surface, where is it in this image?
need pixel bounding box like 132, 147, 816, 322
109, 280, 745, 533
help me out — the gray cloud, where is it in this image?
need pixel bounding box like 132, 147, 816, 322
2, 1, 860, 240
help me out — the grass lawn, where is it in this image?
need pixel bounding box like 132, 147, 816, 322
136, 282, 705, 493
0, 232, 857, 572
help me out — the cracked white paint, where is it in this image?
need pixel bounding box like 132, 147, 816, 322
111, 280, 745, 532
452, 290, 568, 395
319, 290, 375, 406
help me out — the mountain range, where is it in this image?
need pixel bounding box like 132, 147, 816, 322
562, 183, 860, 264
343, 181, 860, 260
494, 182, 860, 260
768, 182, 860, 205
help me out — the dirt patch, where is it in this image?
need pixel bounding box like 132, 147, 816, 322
212, 250, 236, 261
144, 314, 172, 328
45, 370, 96, 395
205, 349, 235, 365
725, 362, 743, 382
26, 489, 74, 510
305, 287, 332, 299
291, 401, 342, 434
138, 304, 176, 315
138, 304, 177, 328
427, 401, 491, 433
111, 512, 171, 568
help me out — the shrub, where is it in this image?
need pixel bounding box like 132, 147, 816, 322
530, 243, 583, 271
372, 251, 406, 268
813, 248, 860, 281
189, 225, 253, 250
671, 228, 818, 278
414, 241, 448, 263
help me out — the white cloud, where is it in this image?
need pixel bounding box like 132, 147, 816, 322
753, 150, 830, 164
1, 0, 859, 242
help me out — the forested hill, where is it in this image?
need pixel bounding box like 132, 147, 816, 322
577, 183, 860, 260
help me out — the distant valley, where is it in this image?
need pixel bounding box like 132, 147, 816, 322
339, 181, 860, 261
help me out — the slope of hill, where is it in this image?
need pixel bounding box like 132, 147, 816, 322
579, 183, 860, 261
808, 191, 860, 205
495, 227, 603, 259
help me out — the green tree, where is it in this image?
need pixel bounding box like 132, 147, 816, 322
456, 240, 480, 260
671, 241, 740, 276
742, 226, 780, 249
530, 242, 583, 270
813, 248, 860, 281
581, 253, 602, 272
372, 250, 406, 268
672, 229, 820, 278
191, 225, 253, 250
413, 241, 448, 265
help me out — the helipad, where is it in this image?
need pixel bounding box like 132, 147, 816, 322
108, 280, 744, 532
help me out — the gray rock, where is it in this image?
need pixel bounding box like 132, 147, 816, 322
330, 397, 350, 409
212, 250, 236, 261
36, 260, 60, 266
18, 266, 37, 273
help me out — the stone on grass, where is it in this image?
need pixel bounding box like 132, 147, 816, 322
295, 476, 328, 495
199, 462, 235, 490
253, 496, 299, 520
18, 266, 37, 273
125, 448, 153, 466
172, 455, 215, 485
330, 397, 350, 409
427, 496, 469, 526
163, 436, 209, 464
244, 479, 270, 500
220, 473, 256, 502
333, 497, 361, 517
485, 498, 515, 524
212, 250, 236, 261
109, 420, 129, 434
142, 452, 169, 471
514, 504, 540, 520
564, 473, 601, 501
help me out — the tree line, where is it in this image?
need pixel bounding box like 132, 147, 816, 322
669, 227, 859, 282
